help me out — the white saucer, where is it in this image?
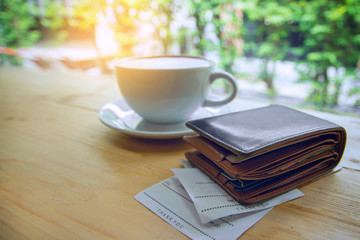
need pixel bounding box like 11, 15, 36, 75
98, 98, 231, 139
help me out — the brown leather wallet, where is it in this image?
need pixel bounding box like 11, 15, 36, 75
184, 105, 346, 204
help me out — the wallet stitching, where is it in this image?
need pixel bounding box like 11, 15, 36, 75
188, 123, 340, 154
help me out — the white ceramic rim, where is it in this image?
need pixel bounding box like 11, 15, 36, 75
115, 55, 214, 70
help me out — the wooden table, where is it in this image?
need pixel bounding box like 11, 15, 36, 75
1, 67, 359, 240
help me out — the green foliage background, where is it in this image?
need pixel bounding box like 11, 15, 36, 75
1, 0, 359, 108
0, 0, 67, 64
0, 0, 40, 64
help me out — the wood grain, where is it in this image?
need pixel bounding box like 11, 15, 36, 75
1, 67, 359, 240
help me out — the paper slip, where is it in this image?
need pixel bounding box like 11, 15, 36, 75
135, 176, 271, 240
172, 168, 304, 224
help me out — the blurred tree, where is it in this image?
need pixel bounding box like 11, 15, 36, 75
188, 0, 243, 73
292, 0, 360, 107
149, 0, 180, 54
70, 0, 150, 58
0, 0, 40, 65
0, 0, 67, 65
240, 0, 295, 97
239, 0, 360, 106
39, 0, 69, 45
188, 0, 210, 56
213, 3, 243, 73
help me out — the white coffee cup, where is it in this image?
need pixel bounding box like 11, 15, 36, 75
115, 55, 237, 123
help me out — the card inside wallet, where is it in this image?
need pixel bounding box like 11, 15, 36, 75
184, 105, 346, 204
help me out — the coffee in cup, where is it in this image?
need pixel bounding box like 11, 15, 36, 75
115, 55, 237, 123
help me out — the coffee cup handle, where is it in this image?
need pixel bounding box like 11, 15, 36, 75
203, 71, 238, 107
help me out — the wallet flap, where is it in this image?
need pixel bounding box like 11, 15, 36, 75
183, 135, 231, 163
186, 105, 344, 156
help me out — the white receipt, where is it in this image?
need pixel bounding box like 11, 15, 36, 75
172, 168, 304, 224
135, 176, 271, 240
135, 160, 304, 240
